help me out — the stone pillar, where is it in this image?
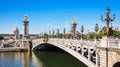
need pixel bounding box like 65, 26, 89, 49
22, 15, 32, 51
98, 48, 108, 67
71, 18, 77, 39
23, 15, 29, 39
22, 39, 32, 51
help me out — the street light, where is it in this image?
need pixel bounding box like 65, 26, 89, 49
63, 28, 66, 39
52, 29, 54, 38
94, 23, 99, 44
57, 29, 59, 38
87, 30, 90, 43
95, 23, 99, 36
81, 25, 84, 42
101, 7, 115, 36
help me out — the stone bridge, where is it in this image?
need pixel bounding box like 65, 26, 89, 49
32, 38, 120, 67
32, 38, 98, 67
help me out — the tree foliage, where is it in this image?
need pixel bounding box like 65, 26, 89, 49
112, 30, 120, 38
64, 34, 71, 39
0, 37, 4, 41
98, 30, 104, 39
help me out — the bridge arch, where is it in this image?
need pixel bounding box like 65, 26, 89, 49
33, 43, 66, 52
32, 41, 95, 67
113, 62, 120, 67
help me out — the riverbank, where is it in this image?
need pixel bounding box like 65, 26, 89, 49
0, 47, 28, 52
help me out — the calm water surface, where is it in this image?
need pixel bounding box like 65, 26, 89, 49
0, 51, 87, 67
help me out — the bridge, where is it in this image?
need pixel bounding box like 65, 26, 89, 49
31, 38, 120, 67
32, 38, 97, 67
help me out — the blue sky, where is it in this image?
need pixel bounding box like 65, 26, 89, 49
0, 0, 120, 34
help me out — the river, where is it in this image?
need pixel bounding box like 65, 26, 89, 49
0, 51, 87, 67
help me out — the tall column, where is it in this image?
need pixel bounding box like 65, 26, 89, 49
23, 15, 29, 39
22, 15, 32, 51
71, 18, 77, 39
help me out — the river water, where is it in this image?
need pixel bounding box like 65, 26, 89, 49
0, 51, 87, 67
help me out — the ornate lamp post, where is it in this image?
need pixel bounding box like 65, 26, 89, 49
52, 30, 54, 38
63, 28, 66, 39
87, 30, 90, 43
49, 30, 51, 38
101, 7, 115, 36
95, 23, 99, 39
81, 25, 84, 42
57, 29, 59, 38
94, 23, 99, 44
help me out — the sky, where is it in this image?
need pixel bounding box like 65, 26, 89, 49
0, 0, 120, 34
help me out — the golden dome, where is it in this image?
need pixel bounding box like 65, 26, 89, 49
24, 15, 28, 21
72, 18, 76, 24
13, 26, 18, 33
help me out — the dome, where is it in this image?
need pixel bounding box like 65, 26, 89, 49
13, 26, 18, 33
72, 18, 76, 24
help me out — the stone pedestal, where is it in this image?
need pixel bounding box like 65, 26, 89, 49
98, 48, 108, 67
100, 36, 115, 47
22, 39, 32, 51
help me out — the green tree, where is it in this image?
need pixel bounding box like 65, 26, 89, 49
0, 37, 4, 41
77, 34, 82, 39
57, 34, 63, 38
64, 34, 71, 39
98, 30, 104, 39
112, 30, 120, 38
84, 32, 95, 39
89, 32, 95, 39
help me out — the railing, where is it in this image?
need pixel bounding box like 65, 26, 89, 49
98, 38, 120, 48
